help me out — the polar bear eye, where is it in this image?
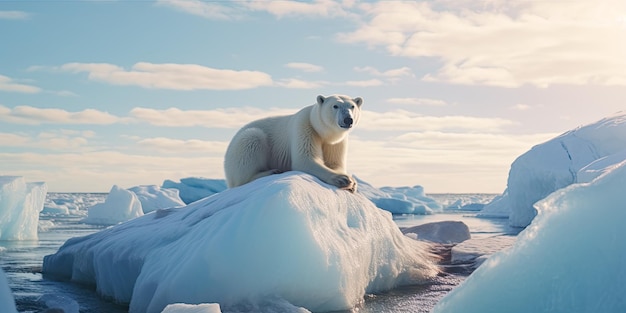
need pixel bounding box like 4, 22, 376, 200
350, 105, 355, 109
333, 105, 338, 109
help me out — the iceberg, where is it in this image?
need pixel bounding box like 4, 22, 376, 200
356, 177, 441, 214
0, 268, 17, 313
0, 176, 48, 240
161, 303, 221, 313
162, 177, 227, 204
128, 185, 185, 213
83, 185, 144, 225
43, 172, 438, 313
479, 112, 626, 227
433, 159, 626, 313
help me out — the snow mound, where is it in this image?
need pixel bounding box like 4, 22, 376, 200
476, 193, 510, 218
42, 201, 70, 215
43, 172, 438, 313
83, 185, 144, 225
434, 159, 626, 313
0, 176, 48, 240
128, 185, 185, 213
161, 303, 221, 313
356, 177, 441, 214
480, 112, 626, 227
0, 268, 17, 313
162, 177, 227, 204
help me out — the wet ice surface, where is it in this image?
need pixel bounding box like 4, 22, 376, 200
2, 193, 502, 313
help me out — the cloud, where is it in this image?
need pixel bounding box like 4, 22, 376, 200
0, 150, 226, 192
348, 131, 557, 192
130, 107, 296, 128
158, 0, 356, 20
339, 0, 626, 88
387, 98, 447, 106
285, 62, 324, 72
0, 130, 93, 150
245, 0, 354, 18
0, 75, 41, 93
136, 137, 228, 154
155, 0, 241, 20
511, 104, 531, 111
354, 66, 413, 78
0, 11, 30, 20
276, 78, 328, 89
359, 110, 516, 132
344, 79, 384, 87
0, 105, 123, 125
57, 62, 273, 91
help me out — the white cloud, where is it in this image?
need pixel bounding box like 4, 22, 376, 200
511, 104, 531, 111
344, 79, 384, 87
137, 137, 228, 154
0, 105, 123, 125
285, 62, 324, 72
359, 110, 516, 132
0, 133, 31, 146
276, 78, 328, 89
387, 98, 447, 106
0, 151, 226, 192
155, 0, 241, 20
349, 131, 557, 192
354, 66, 413, 78
339, 0, 626, 88
0, 130, 94, 150
58, 62, 273, 91
245, 0, 353, 18
130, 107, 296, 128
0, 11, 30, 20
0, 75, 41, 93
158, 0, 356, 20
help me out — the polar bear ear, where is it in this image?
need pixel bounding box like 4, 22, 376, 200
317, 95, 326, 105
353, 97, 363, 108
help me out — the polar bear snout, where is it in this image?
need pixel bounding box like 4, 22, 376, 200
341, 117, 354, 128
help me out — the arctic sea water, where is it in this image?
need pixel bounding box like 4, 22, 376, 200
1, 192, 504, 313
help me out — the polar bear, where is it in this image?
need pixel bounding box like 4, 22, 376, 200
224, 94, 363, 192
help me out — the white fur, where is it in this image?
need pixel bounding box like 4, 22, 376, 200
224, 94, 363, 191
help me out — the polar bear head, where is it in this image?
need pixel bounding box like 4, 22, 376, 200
311, 94, 363, 143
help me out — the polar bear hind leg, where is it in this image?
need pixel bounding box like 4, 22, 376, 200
224, 127, 277, 188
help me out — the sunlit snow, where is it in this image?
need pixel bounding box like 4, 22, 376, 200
434, 159, 626, 313
480, 112, 626, 227
43, 172, 438, 313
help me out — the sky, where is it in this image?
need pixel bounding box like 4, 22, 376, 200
1, 0, 625, 193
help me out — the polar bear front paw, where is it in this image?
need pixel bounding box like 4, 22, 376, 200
331, 174, 357, 193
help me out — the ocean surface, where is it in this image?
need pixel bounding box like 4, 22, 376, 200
1, 193, 512, 313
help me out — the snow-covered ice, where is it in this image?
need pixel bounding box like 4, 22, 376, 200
128, 185, 185, 213
0, 176, 48, 240
0, 268, 17, 313
43, 172, 438, 313
162, 177, 227, 204
479, 112, 626, 227
161, 303, 221, 313
356, 177, 441, 214
83, 185, 144, 225
476, 193, 509, 219
433, 158, 626, 313
42, 201, 70, 215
